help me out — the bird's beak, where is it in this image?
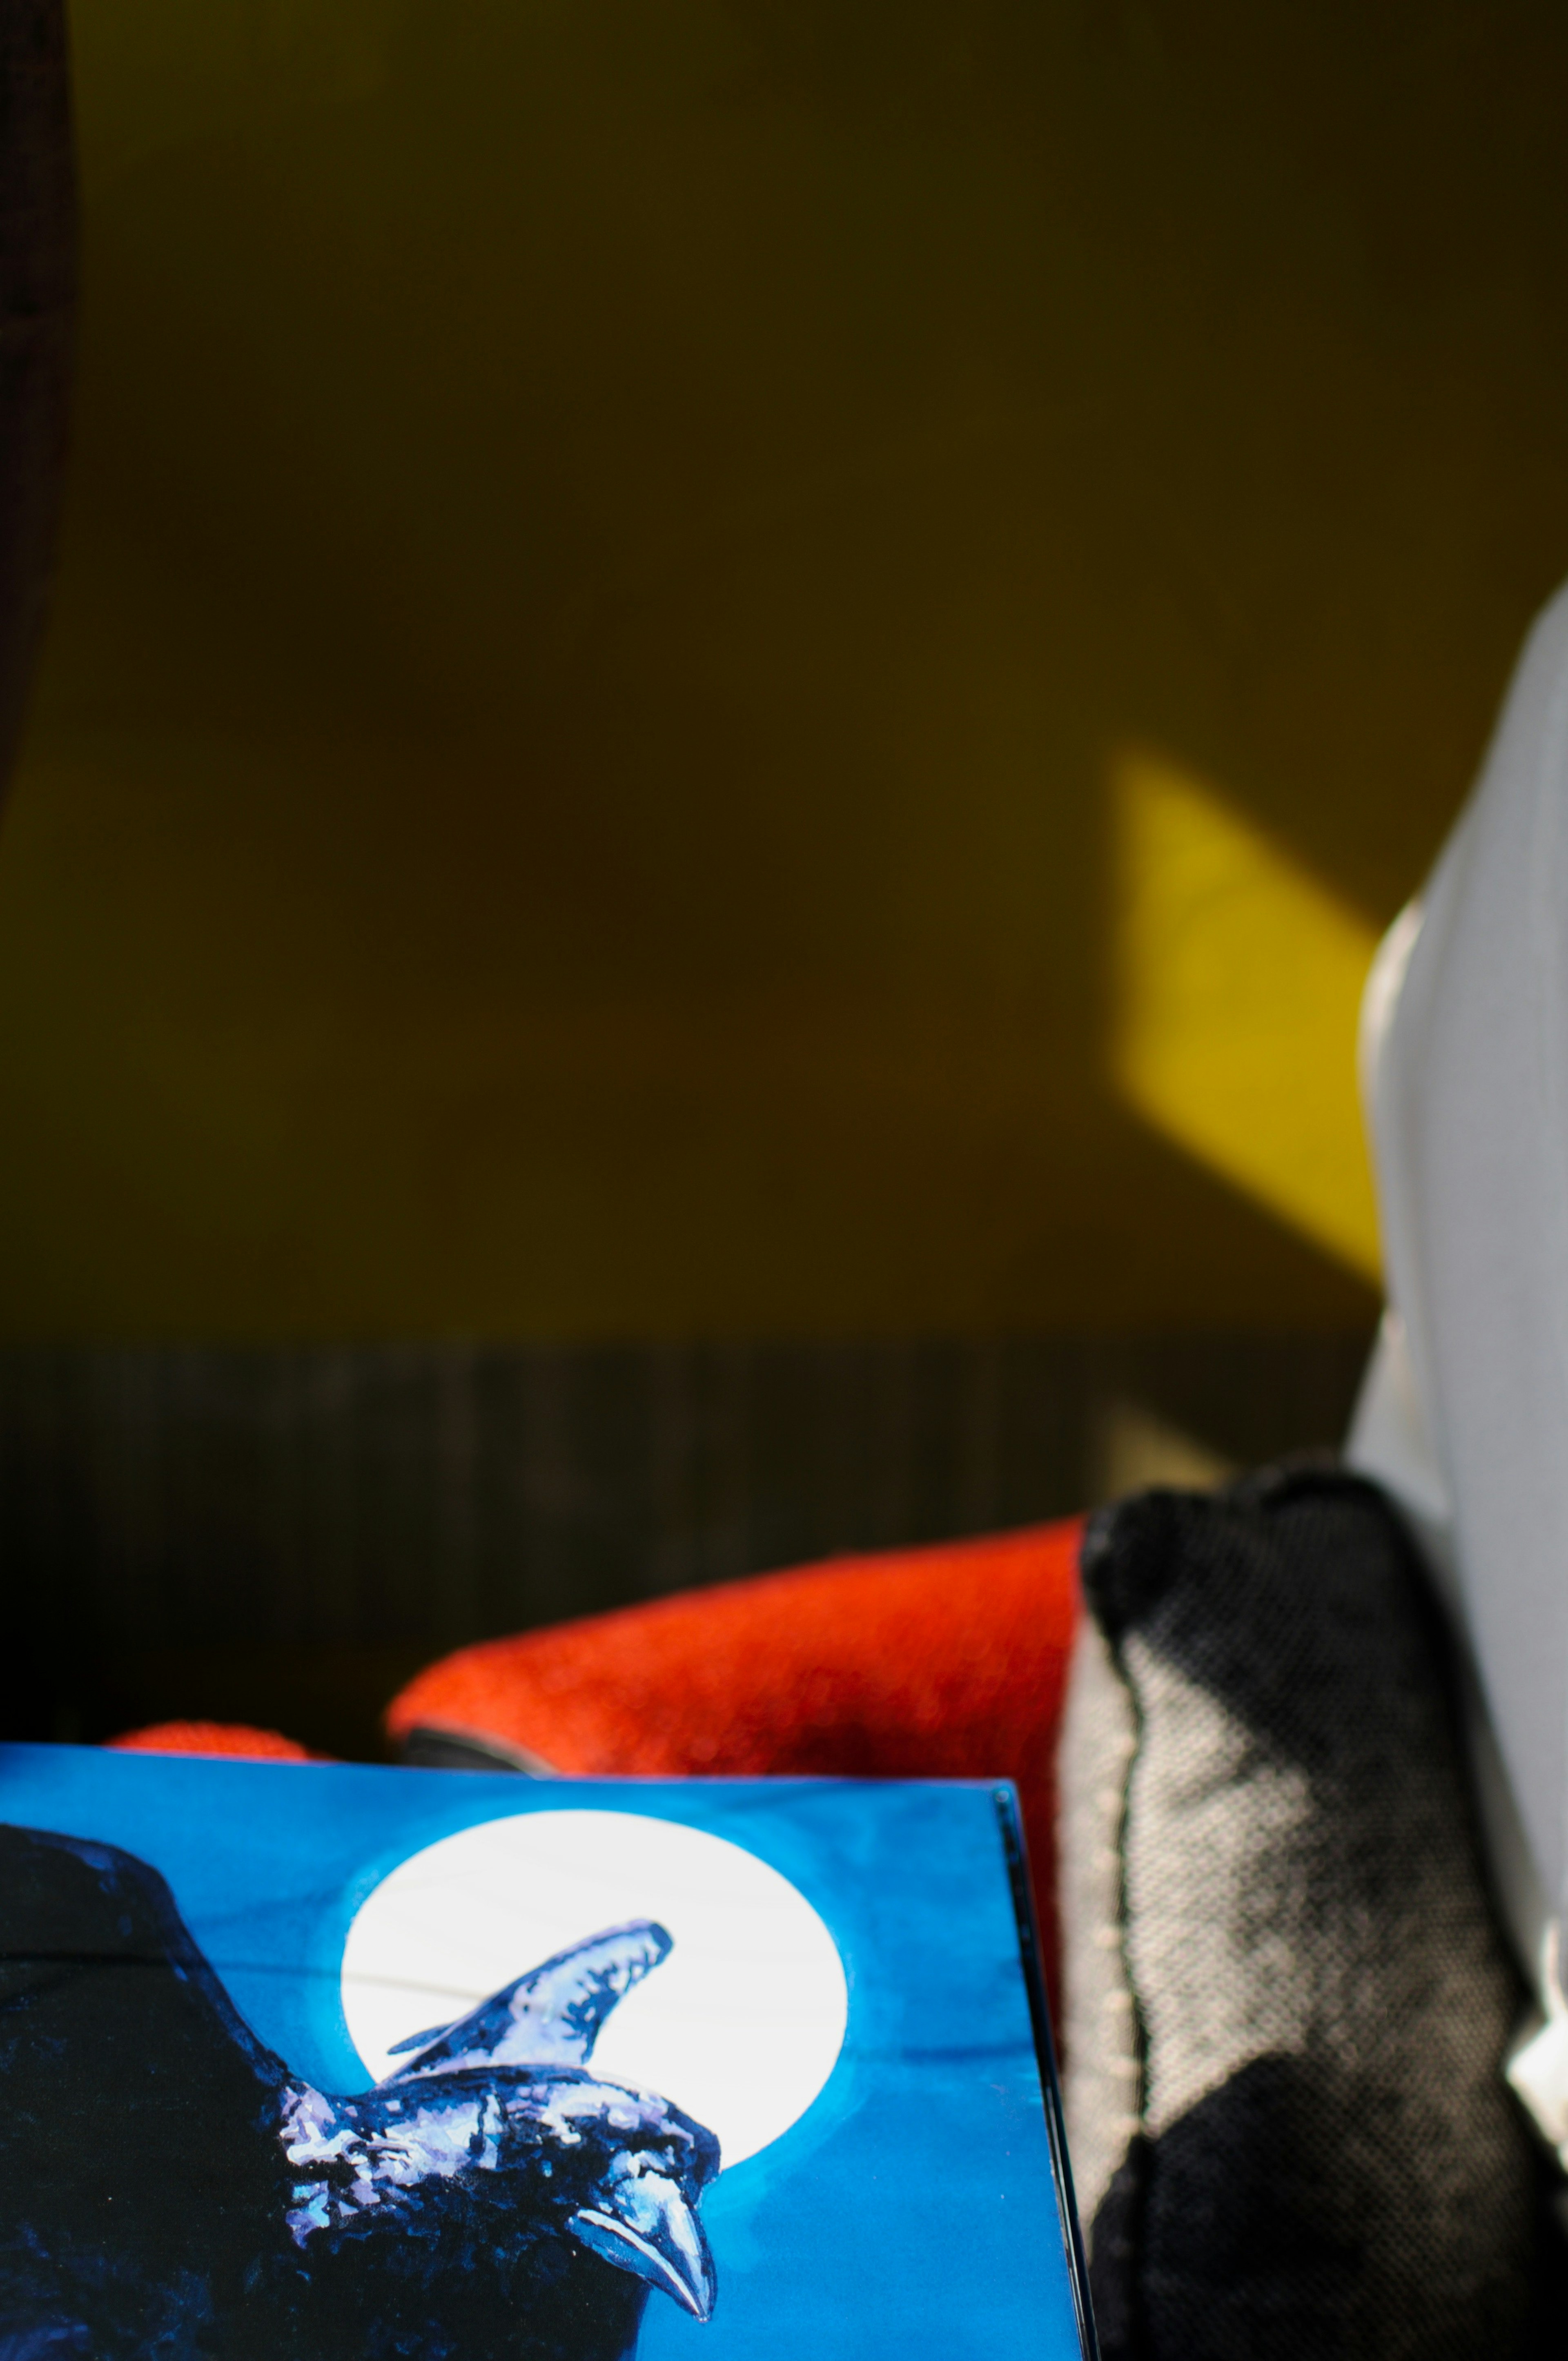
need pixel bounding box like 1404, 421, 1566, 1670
568, 2172, 715, 2323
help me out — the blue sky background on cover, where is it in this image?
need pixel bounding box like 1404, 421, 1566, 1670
0, 1744, 1082, 2361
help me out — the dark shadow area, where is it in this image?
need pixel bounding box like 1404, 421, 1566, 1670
1091, 2051, 1544, 2360
0, 1330, 1372, 1753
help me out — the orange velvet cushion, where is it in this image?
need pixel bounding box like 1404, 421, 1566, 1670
108, 1720, 316, 1761
108, 1522, 1085, 2006
388, 1517, 1085, 2008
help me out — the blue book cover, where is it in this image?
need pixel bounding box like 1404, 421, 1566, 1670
0, 1742, 1094, 2361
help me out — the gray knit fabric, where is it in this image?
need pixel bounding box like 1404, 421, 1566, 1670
1060, 1463, 1549, 2360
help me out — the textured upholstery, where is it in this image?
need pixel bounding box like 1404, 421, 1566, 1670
388, 1518, 1084, 2001
1060, 1466, 1549, 2359
108, 1720, 315, 1762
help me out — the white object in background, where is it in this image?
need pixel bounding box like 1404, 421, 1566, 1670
1507, 1924, 1568, 2160
1348, 579, 1568, 2110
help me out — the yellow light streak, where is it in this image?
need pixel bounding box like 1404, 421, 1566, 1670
1111, 751, 1381, 1281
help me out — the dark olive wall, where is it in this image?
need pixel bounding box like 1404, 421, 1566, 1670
0, 0, 1564, 1337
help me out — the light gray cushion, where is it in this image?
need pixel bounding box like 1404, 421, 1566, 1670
1059, 1462, 1552, 2360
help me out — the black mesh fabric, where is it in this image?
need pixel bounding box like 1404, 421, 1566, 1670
1059, 1463, 1562, 2361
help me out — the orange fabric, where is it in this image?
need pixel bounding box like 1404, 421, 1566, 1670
388, 1517, 1085, 2011
102, 1521, 1086, 2009
108, 1720, 317, 1762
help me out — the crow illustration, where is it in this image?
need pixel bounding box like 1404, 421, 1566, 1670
0, 1822, 719, 2361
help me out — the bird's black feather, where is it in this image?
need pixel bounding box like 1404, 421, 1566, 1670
0, 1824, 719, 2361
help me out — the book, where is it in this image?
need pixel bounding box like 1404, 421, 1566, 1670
0, 1741, 1095, 2360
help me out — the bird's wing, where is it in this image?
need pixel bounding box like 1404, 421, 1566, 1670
383, 1919, 672, 2077
0, 1823, 293, 2315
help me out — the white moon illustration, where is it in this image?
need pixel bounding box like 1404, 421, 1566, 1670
340, 1809, 848, 2169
